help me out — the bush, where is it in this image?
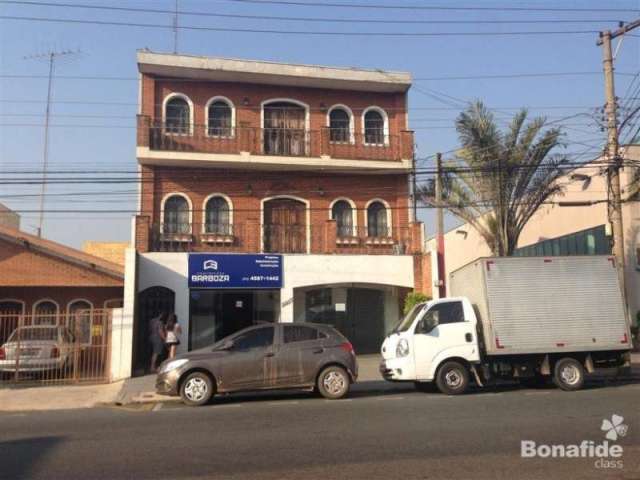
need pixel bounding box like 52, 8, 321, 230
404, 292, 431, 315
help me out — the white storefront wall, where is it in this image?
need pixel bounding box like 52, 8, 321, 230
137, 252, 415, 355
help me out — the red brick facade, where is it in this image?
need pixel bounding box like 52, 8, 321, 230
136, 58, 428, 292
0, 227, 124, 316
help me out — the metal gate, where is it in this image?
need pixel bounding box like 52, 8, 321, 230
0, 309, 112, 385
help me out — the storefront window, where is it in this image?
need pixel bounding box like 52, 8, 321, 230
189, 290, 280, 350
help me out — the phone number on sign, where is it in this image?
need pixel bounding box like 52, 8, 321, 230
248, 275, 280, 282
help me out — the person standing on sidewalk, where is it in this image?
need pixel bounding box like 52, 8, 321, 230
165, 313, 182, 360
149, 312, 167, 373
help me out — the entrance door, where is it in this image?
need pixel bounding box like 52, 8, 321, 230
347, 288, 385, 354
135, 286, 175, 375
264, 198, 306, 253
263, 102, 306, 156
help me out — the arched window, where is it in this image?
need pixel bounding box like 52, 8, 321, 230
363, 108, 387, 145
367, 201, 389, 238
204, 196, 231, 234
33, 300, 59, 325
163, 194, 191, 234
329, 107, 351, 143
207, 99, 233, 137
67, 300, 93, 345
331, 200, 354, 237
165, 95, 191, 134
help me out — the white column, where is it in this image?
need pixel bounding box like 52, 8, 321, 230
280, 287, 294, 323
110, 248, 136, 381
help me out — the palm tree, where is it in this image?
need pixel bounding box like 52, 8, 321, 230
420, 101, 567, 256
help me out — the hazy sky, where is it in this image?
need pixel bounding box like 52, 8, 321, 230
1, 0, 638, 248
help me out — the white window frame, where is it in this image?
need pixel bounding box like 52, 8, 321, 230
362, 106, 389, 146
32, 298, 60, 325
66, 299, 94, 346
202, 193, 234, 234
162, 92, 194, 136
0, 299, 25, 315
364, 198, 393, 237
205, 96, 236, 138
160, 192, 193, 235
326, 104, 355, 144
329, 197, 357, 236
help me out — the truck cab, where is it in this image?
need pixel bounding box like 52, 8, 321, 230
380, 298, 480, 393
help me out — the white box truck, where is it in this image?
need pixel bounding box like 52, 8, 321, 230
380, 256, 632, 394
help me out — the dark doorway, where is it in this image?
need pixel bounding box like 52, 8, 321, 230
135, 286, 175, 375
263, 198, 307, 253
346, 288, 385, 354
189, 289, 279, 350
303, 287, 386, 355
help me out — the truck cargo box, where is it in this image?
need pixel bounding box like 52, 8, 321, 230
449, 256, 630, 356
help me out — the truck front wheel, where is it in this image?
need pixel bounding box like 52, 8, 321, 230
436, 361, 470, 395
553, 358, 585, 391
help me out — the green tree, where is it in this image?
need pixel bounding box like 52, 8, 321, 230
420, 101, 567, 256
404, 292, 431, 315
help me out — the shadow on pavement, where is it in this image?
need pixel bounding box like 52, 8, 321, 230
0, 436, 64, 479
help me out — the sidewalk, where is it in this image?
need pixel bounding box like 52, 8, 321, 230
1, 353, 638, 412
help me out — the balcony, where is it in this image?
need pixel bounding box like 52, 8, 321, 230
137, 218, 424, 255
137, 116, 414, 166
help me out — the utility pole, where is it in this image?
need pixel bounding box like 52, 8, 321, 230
25, 49, 80, 238
435, 153, 446, 298
597, 19, 640, 320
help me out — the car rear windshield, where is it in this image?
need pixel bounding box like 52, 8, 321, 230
8, 328, 58, 342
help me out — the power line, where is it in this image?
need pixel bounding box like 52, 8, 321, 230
0, 1, 630, 25
221, 0, 640, 13
0, 15, 602, 37
3, 71, 636, 82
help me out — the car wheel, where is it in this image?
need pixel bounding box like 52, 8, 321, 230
553, 358, 585, 391
180, 372, 214, 406
436, 361, 470, 395
316, 366, 350, 400
414, 381, 436, 393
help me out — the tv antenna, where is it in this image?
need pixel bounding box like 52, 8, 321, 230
24, 48, 82, 238
173, 0, 179, 54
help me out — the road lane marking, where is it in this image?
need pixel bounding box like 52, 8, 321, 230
375, 396, 405, 401
324, 399, 352, 403
524, 391, 550, 396
266, 400, 300, 406
152, 403, 163, 412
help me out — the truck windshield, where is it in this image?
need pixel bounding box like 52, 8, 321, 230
392, 303, 426, 333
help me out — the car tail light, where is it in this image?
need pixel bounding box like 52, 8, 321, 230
50, 347, 59, 358
0, 347, 5, 360
340, 342, 355, 355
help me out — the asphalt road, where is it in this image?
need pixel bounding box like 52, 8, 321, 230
1, 378, 639, 480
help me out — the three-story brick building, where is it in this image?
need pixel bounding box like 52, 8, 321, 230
129, 51, 429, 373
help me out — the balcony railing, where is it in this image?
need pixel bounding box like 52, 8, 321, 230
146, 221, 419, 255
138, 116, 413, 162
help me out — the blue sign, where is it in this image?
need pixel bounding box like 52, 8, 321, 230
188, 254, 283, 289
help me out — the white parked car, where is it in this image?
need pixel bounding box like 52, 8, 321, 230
0, 325, 75, 374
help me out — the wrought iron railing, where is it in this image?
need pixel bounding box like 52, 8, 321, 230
138, 116, 413, 162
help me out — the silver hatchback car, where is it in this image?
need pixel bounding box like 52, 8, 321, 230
156, 323, 358, 406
